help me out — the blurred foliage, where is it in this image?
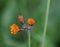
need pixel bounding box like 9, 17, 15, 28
0, 0, 60, 47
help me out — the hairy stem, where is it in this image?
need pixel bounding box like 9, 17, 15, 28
28, 30, 30, 47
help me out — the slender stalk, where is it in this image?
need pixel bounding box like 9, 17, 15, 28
28, 30, 30, 47
41, 0, 50, 47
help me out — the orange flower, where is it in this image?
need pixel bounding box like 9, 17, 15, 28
18, 16, 24, 22
27, 18, 35, 26
10, 24, 20, 34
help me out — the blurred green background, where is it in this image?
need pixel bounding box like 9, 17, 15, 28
0, 0, 60, 47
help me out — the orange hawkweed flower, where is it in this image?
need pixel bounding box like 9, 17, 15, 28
18, 16, 24, 22
10, 24, 20, 34
27, 18, 35, 26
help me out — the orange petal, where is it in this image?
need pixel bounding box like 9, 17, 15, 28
27, 18, 35, 26
11, 31, 14, 34
10, 24, 20, 34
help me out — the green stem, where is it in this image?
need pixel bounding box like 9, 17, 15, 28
41, 0, 50, 47
28, 30, 30, 47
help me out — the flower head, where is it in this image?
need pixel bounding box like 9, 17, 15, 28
27, 18, 35, 26
18, 16, 24, 22
10, 24, 20, 34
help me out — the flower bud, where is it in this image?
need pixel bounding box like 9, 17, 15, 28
27, 18, 35, 26
18, 16, 24, 22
